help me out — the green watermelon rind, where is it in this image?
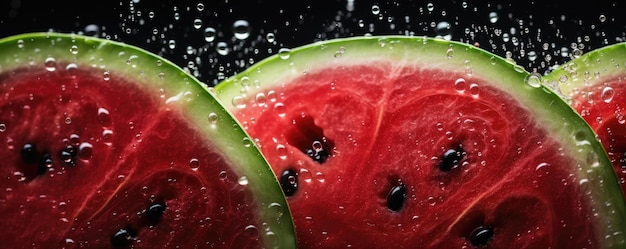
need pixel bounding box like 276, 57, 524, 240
215, 36, 626, 248
0, 32, 296, 248
546, 42, 626, 99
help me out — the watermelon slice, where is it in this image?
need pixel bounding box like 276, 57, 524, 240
0, 33, 295, 248
546, 43, 626, 199
215, 36, 626, 248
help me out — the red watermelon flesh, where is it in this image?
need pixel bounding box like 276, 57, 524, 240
546, 43, 626, 199
0, 33, 295, 248
216, 37, 626, 248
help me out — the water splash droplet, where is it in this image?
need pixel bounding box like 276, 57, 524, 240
266, 33, 276, 43
276, 144, 287, 160
232, 20, 251, 40
203, 27, 217, 42
371, 5, 380, 15
232, 95, 246, 109
194, 2, 204, 11
216, 42, 230, 55
97, 107, 111, 125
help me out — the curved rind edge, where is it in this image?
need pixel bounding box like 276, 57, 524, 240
215, 35, 626, 248
0, 32, 296, 249
545, 42, 626, 98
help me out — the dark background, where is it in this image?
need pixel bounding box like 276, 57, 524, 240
1, 0, 624, 86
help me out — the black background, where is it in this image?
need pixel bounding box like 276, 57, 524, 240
1, 0, 625, 86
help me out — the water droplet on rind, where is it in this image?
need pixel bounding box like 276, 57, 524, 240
207, 112, 219, 126
278, 48, 291, 60
525, 73, 542, 88
45, 57, 57, 71
70, 45, 79, 55
238, 176, 249, 185
189, 158, 200, 170
78, 142, 93, 160
232, 96, 246, 109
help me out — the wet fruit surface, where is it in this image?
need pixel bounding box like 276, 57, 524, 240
571, 81, 626, 197
0, 68, 260, 247
546, 44, 626, 201
217, 37, 626, 248
0, 34, 295, 248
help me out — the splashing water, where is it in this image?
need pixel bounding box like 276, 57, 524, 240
2, 2, 621, 87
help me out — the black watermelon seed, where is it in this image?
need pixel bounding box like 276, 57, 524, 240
110, 226, 136, 247
306, 147, 330, 164
21, 143, 38, 164
469, 226, 494, 247
313, 149, 329, 164
438, 146, 465, 172
620, 152, 626, 168
386, 184, 407, 212
280, 169, 298, 197
145, 201, 167, 224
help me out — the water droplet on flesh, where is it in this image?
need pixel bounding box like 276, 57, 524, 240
454, 78, 466, 92
274, 102, 286, 117
276, 144, 287, 159
189, 158, 200, 170
193, 18, 203, 29
601, 86, 614, 103
216, 42, 230, 55
78, 142, 93, 160
489, 12, 499, 23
